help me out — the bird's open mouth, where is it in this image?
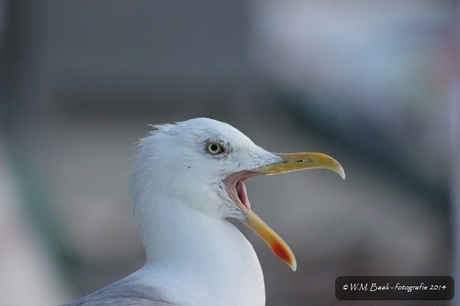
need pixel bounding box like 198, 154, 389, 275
223, 152, 345, 271
224, 170, 298, 270
224, 171, 259, 212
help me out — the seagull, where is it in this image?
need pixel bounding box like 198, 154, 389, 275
62, 117, 345, 306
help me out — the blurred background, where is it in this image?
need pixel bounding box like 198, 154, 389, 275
0, 1, 457, 305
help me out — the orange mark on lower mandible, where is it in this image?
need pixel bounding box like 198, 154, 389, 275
272, 242, 292, 263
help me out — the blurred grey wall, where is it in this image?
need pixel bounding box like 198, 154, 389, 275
0, 1, 455, 305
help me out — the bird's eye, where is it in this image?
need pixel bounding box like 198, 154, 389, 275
206, 142, 225, 156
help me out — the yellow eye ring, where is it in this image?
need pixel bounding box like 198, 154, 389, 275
206, 142, 225, 155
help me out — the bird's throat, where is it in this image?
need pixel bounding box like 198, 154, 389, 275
236, 179, 251, 210
138, 198, 265, 305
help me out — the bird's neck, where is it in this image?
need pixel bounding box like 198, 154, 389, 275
133, 195, 265, 306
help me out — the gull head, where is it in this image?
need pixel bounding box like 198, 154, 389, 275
130, 117, 345, 271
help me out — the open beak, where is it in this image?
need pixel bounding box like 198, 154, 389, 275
225, 152, 345, 271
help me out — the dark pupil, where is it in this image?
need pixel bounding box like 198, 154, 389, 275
210, 144, 219, 152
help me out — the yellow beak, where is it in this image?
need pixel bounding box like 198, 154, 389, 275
258, 152, 345, 179
241, 152, 345, 271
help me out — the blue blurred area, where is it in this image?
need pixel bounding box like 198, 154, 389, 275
0, 1, 456, 305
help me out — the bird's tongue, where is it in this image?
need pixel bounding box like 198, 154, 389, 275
236, 180, 250, 210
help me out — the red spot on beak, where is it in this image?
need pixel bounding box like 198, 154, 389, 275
272, 241, 291, 264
